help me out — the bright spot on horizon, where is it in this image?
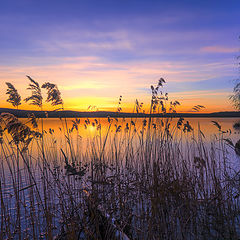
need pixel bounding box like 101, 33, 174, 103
88, 125, 96, 132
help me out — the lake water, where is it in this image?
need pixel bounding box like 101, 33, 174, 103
32, 117, 240, 151
29, 117, 240, 137
1, 116, 240, 238
18, 117, 239, 141
1, 117, 238, 166
1, 116, 240, 175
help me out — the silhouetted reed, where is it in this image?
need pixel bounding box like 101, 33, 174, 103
24, 75, 43, 108
42, 82, 63, 107
6, 82, 21, 108
230, 81, 240, 110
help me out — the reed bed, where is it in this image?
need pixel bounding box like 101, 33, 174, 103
0, 115, 239, 240
0, 77, 240, 239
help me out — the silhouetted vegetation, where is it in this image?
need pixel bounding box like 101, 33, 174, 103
6, 82, 21, 108
230, 81, 240, 110
229, 46, 240, 110
0, 77, 240, 239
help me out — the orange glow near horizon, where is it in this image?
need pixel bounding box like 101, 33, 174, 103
0, 90, 235, 113
0, 60, 236, 114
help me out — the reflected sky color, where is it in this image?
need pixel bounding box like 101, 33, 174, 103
25, 117, 239, 145
0, 0, 239, 112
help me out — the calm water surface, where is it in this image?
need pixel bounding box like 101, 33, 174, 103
32, 117, 240, 137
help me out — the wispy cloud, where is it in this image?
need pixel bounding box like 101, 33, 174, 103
0, 55, 235, 90
38, 38, 132, 53
201, 46, 238, 53
0, 53, 237, 112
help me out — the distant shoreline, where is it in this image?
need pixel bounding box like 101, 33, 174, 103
0, 108, 240, 118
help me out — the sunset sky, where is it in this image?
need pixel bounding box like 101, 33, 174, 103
0, 0, 239, 112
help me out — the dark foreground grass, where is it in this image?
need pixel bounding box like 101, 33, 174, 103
0, 113, 240, 240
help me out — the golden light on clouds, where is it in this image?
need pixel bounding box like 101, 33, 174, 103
0, 52, 236, 113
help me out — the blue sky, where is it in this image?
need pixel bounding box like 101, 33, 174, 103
0, 0, 239, 111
